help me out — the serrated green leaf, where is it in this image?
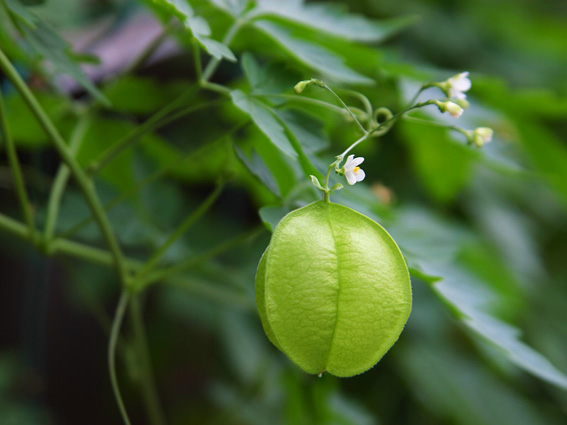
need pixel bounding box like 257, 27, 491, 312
241, 53, 303, 96
251, 0, 416, 42
152, 0, 236, 61
425, 264, 567, 390
231, 89, 297, 158
234, 145, 281, 197
3, 0, 36, 27
253, 20, 373, 85
275, 109, 329, 154
200, 37, 236, 61
4, 0, 108, 104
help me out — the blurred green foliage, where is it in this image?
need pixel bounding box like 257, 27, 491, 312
0, 0, 566, 424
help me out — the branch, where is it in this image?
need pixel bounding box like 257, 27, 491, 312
0, 48, 129, 285
0, 87, 36, 239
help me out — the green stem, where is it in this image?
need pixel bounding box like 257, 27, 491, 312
338, 133, 371, 159
341, 89, 373, 124
58, 119, 243, 240
0, 211, 31, 240
108, 290, 132, 425
201, 81, 231, 96
167, 275, 253, 311
253, 94, 347, 116
90, 16, 240, 175
86, 85, 200, 175
402, 115, 461, 131
0, 87, 35, 240
137, 226, 263, 290
317, 81, 368, 134
130, 296, 167, 425
0, 48, 129, 285
0, 212, 256, 308
133, 182, 225, 287
201, 20, 241, 82
407, 85, 426, 108
42, 115, 90, 248
192, 37, 202, 81
52, 237, 143, 271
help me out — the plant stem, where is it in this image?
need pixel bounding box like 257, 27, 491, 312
0, 48, 129, 286
0, 212, 255, 308
53, 237, 143, 271
0, 88, 36, 240
58, 119, 243, 240
130, 296, 167, 425
90, 16, 240, 175
338, 133, 371, 159
254, 93, 347, 116
42, 115, 90, 248
133, 182, 225, 287
192, 37, 202, 81
317, 81, 368, 134
0, 211, 31, 239
201, 20, 241, 82
137, 226, 263, 289
108, 290, 132, 425
86, 85, 200, 175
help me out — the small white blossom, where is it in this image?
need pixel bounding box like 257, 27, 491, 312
343, 155, 365, 185
435, 100, 463, 118
446, 101, 464, 118
472, 127, 493, 147
447, 72, 471, 99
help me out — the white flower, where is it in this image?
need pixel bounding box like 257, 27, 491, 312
343, 155, 366, 185
446, 101, 464, 118
472, 127, 493, 147
435, 100, 463, 118
446, 72, 471, 100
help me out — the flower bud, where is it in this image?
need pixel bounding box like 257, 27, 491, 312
434, 100, 463, 118
472, 127, 493, 147
294, 80, 310, 94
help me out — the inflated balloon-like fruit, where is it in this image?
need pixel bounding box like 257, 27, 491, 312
256, 200, 411, 377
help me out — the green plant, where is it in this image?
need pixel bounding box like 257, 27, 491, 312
0, 0, 566, 424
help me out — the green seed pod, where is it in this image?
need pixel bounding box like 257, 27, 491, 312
256, 201, 412, 377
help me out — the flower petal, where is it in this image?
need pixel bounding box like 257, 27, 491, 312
352, 157, 365, 167
355, 169, 366, 182
344, 155, 355, 167
345, 171, 357, 185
